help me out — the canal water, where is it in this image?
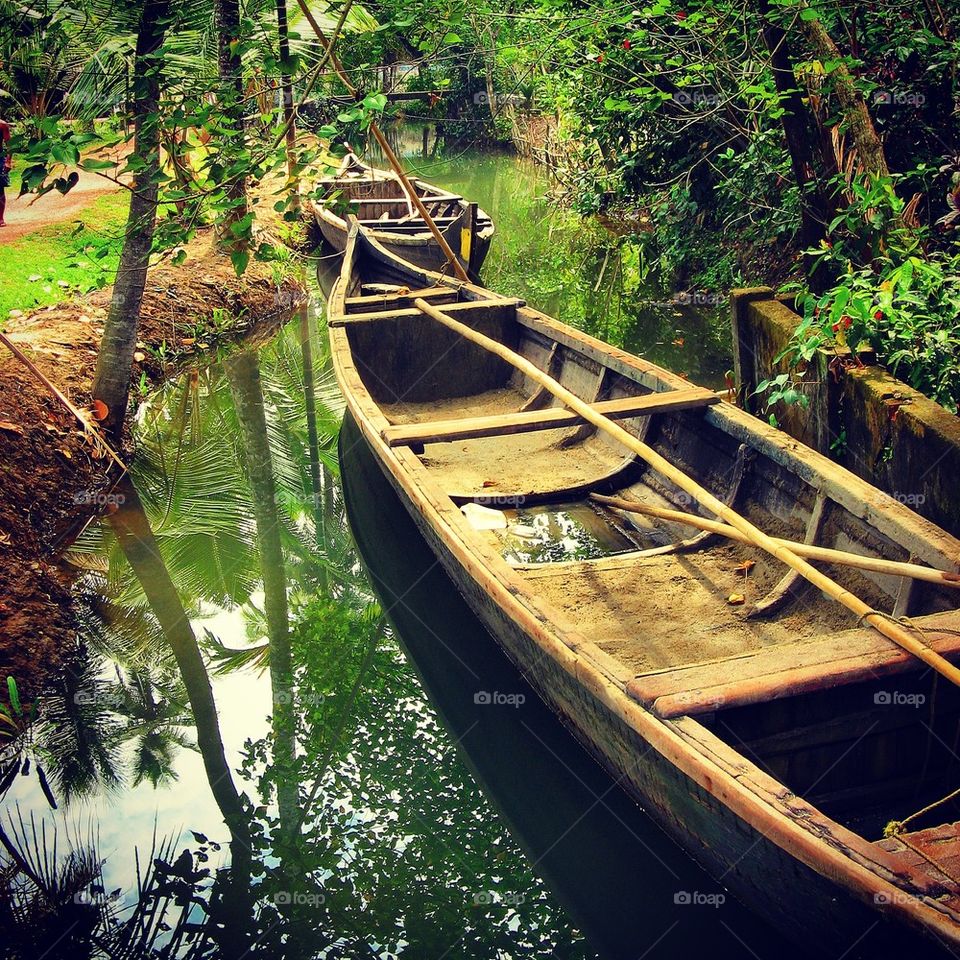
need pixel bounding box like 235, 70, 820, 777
0, 140, 813, 959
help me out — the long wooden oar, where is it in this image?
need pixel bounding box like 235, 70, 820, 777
293, 0, 469, 282
412, 297, 960, 688
591, 493, 960, 590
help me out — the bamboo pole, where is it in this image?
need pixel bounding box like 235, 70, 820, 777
293, 0, 469, 281
412, 297, 960, 688
0, 331, 126, 471
591, 494, 960, 590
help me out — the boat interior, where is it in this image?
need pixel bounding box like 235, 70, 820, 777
333, 246, 960, 886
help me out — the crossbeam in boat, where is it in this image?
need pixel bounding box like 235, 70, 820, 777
627, 610, 960, 718
329, 297, 525, 327
382, 388, 718, 447
347, 194, 464, 205
357, 217, 462, 227
346, 286, 457, 307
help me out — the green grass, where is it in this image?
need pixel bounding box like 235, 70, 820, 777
0, 186, 129, 322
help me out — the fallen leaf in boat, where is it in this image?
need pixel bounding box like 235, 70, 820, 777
90, 399, 109, 421
733, 560, 755, 573
181, 337, 196, 346
482, 480, 497, 488
726, 593, 746, 605
672, 337, 685, 347
0, 421, 23, 435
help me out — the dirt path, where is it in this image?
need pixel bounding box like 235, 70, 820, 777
1, 170, 122, 242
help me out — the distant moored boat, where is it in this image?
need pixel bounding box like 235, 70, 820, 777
311, 152, 495, 276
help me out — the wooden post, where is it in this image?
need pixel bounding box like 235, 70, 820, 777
460, 201, 478, 275
412, 297, 960, 689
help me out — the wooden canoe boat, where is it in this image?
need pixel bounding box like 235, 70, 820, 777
328, 225, 960, 956
311, 153, 495, 275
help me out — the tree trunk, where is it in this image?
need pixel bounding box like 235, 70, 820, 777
90, 0, 170, 437
756, 0, 831, 287
214, 0, 249, 249
799, 7, 889, 176
109, 478, 250, 855
299, 301, 324, 550
276, 0, 301, 214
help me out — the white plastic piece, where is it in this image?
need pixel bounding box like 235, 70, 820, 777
508, 524, 538, 539
461, 502, 508, 531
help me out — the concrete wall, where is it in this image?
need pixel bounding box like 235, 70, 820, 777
731, 288, 960, 538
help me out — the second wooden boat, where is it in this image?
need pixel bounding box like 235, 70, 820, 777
311, 152, 495, 276
328, 224, 960, 956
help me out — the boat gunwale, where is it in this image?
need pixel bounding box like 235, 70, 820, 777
327, 227, 960, 946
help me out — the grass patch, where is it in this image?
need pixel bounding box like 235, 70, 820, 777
0, 188, 129, 321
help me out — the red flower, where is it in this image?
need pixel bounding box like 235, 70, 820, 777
623, 39, 631, 50
597, 53, 605, 63
874, 309, 883, 321
677, 10, 688, 18
842, 315, 852, 329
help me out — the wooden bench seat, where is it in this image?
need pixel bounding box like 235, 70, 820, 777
346, 286, 456, 308
382, 387, 719, 447
627, 610, 960, 718
328, 298, 525, 327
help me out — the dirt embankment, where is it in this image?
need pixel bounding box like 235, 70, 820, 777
0, 232, 308, 694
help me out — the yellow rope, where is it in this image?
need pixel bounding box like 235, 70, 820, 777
885, 785, 960, 839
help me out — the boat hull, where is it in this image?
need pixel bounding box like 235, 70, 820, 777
341, 412, 956, 960
328, 230, 960, 957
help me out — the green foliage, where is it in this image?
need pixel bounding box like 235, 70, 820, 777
783, 249, 960, 413
774, 169, 960, 413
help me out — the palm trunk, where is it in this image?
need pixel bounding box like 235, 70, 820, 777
90, 0, 170, 436
109, 479, 250, 854
299, 303, 324, 549
214, 0, 249, 249
224, 350, 299, 847
276, 0, 301, 214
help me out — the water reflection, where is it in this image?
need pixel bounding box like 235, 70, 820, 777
1, 300, 602, 957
